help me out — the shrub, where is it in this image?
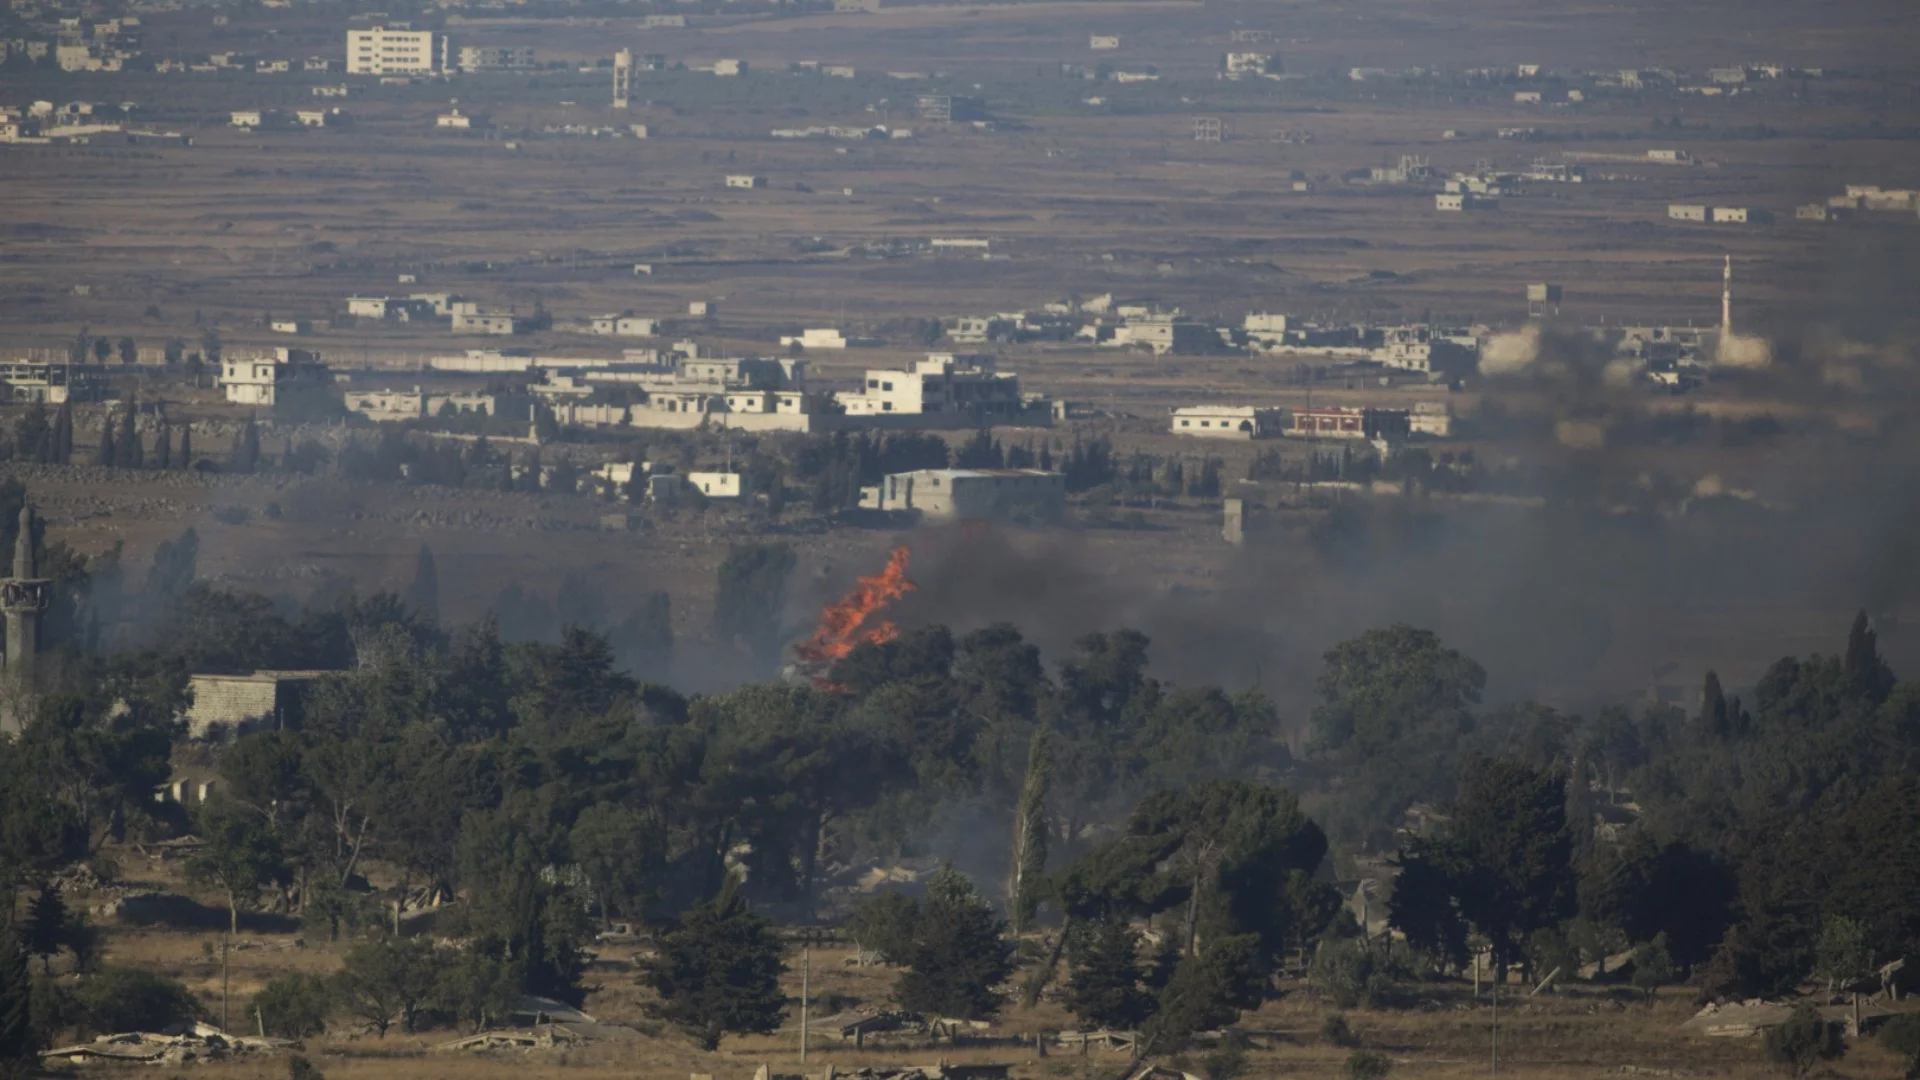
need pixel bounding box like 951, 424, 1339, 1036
1879, 1013, 1920, 1079
288, 1053, 326, 1080
1348, 1049, 1392, 1080
1200, 1032, 1250, 1080
1762, 1003, 1844, 1077
70, 967, 198, 1036
1311, 939, 1397, 1009
253, 973, 331, 1038
1322, 1012, 1357, 1047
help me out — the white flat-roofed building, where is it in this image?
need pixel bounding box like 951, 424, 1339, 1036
1170, 405, 1281, 439
836, 354, 1024, 418
687, 471, 745, 498
590, 314, 659, 337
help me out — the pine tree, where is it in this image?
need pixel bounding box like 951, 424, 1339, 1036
21, 884, 69, 974
1007, 730, 1051, 935
895, 866, 1015, 1020
1065, 918, 1157, 1030
640, 877, 787, 1051
154, 417, 172, 470
178, 424, 193, 469
406, 544, 440, 623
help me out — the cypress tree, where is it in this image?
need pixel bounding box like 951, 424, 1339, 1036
1007, 730, 1051, 935
178, 423, 193, 470
120, 393, 142, 469
95, 413, 117, 467
406, 544, 440, 623
154, 417, 172, 470
0, 930, 37, 1075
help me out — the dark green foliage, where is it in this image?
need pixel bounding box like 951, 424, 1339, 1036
1392, 757, 1575, 980
1200, 1031, 1250, 1080
1310, 939, 1394, 1010
894, 867, 1015, 1021
641, 879, 787, 1051
1139, 934, 1266, 1055
1063, 919, 1155, 1030
1310, 624, 1485, 758
253, 973, 331, 1038
846, 891, 919, 964
288, 1054, 325, 1080
333, 938, 443, 1037
1762, 1003, 1843, 1077
0, 933, 37, 1079
21, 886, 70, 973
146, 527, 199, 606
70, 967, 196, 1036
1631, 933, 1676, 1004
1347, 1049, 1392, 1080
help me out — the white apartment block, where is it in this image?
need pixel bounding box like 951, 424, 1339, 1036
346, 26, 443, 76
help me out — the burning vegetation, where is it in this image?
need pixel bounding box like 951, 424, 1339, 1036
792, 546, 916, 684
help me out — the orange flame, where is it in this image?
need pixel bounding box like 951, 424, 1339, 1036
793, 546, 915, 679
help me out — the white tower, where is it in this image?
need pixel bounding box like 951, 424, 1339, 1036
613, 49, 631, 110
1721, 255, 1732, 338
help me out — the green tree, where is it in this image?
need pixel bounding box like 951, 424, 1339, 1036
436, 947, 518, 1035
641, 878, 787, 1051
69, 967, 195, 1036
185, 796, 288, 936
253, 973, 331, 1038
119, 395, 141, 469
333, 938, 443, 1037
1880, 1014, 1920, 1079
1631, 932, 1676, 1005
1446, 757, 1576, 981
146, 527, 199, 607
1063, 918, 1155, 1030
895, 866, 1014, 1020
1310, 625, 1484, 757
116, 337, 136, 365
1813, 915, 1872, 997
569, 803, 664, 925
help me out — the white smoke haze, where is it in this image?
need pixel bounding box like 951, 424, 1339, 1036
1715, 332, 1774, 369
1479, 324, 1542, 376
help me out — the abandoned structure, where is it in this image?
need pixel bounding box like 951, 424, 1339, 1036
861, 469, 1065, 523
218, 348, 330, 407
185, 670, 331, 739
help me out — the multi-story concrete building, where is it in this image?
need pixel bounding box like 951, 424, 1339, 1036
835, 354, 1027, 419
345, 25, 442, 76
457, 45, 534, 71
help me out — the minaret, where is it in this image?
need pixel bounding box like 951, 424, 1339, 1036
3, 504, 50, 707
1721, 255, 1732, 339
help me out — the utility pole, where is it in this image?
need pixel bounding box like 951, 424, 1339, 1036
800, 946, 810, 1064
